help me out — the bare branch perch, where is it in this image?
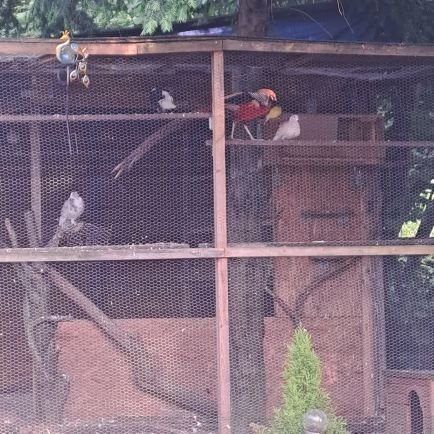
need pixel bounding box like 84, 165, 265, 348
112, 119, 186, 179
45, 264, 217, 417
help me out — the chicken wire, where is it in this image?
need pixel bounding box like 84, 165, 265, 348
0, 51, 217, 433
223, 51, 434, 434
0, 43, 433, 434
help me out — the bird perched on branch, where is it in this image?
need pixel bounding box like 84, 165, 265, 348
150, 88, 176, 113
273, 114, 301, 141
225, 88, 277, 140
59, 192, 85, 230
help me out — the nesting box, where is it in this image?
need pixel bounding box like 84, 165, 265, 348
385, 370, 434, 433
262, 113, 386, 420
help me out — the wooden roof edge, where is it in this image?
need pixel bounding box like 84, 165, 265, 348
0, 36, 434, 58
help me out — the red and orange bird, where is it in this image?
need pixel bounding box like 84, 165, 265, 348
225, 89, 277, 140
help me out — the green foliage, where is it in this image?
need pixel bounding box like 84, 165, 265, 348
0, 0, 20, 36
270, 327, 347, 434
1, 0, 433, 39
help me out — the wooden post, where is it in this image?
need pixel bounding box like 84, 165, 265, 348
30, 75, 42, 243
360, 167, 386, 418
30, 124, 42, 242
228, 67, 266, 432
212, 50, 231, 434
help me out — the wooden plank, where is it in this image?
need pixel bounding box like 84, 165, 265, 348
371, 258, 386, 416
135, 39, 222, 55
0, 38, 222, 57
0, 241, 432, 262
0, 113, 211, 123
30, 124, 41, 242
222, 38, 434, 58
220, 139, 434, 148
0, 246, 224, 262
384, 370, 434, 379
226, 243, 434, 257
212, 52, 228, 250
361, 257, 376, 416
1, 37, 434, 58
211, 50, 231, 434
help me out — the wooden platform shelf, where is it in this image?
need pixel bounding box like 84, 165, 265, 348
263, 113, 386, 166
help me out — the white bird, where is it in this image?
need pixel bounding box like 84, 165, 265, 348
273, 114, 301, 140
59, 191, 84, 229
158, 90, 176, 112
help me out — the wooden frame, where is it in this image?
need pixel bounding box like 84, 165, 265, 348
0, 242, 432, 263
1, 37, 434, 434
2, 37, 434, 58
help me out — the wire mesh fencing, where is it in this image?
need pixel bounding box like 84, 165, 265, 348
0, 40, 433, 434
223, 50, 434, 434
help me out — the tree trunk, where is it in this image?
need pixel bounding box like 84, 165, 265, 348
237, 0, 269, 37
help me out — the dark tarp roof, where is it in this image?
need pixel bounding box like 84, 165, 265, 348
77, 1, 394, 43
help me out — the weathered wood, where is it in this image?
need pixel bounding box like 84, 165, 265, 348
361, 256, 376, 416
30, 124, 42, 242
0, 245, 223, 262
221, 139, 434, 148
360, 168, 386, 419
384, 369, 434, 379
211, 50, 231, 434
1, 37, 434, 58
227, 243, 434, 257
222, 38, 434, 57
0, 113, 210, 123
0, 38, 222, 57
0, 240, 431, 263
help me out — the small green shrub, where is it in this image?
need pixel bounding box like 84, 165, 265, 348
269, 327, 348, 434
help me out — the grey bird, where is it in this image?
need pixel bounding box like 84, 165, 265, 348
59, 191, 84, 229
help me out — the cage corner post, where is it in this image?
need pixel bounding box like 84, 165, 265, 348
30, 122, 42, 243
211, 49, 231, 434
29, 74, 43, 243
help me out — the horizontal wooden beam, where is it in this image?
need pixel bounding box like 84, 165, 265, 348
0, 113, 210, 123
222, 38, 434, 58
384, 369, 434, 379
0, 38, 222, 57
0, 246, 224, 262
1, 37, 434, 58
0, 240, 432, 263
226, 243, 434, 257
218, 139, 434, 148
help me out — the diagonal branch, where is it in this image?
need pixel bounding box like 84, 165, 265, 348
293, 257, 359, 326
268, 257, 358, 328
112, 119, 185, 179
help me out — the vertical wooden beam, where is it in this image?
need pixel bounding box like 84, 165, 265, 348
361, 256, 376, 415
228, 67, 266, 433
360, 166, 386, 418
372, 258, 386, 418
212, 50, 231, 434
30, 123, 42, 244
